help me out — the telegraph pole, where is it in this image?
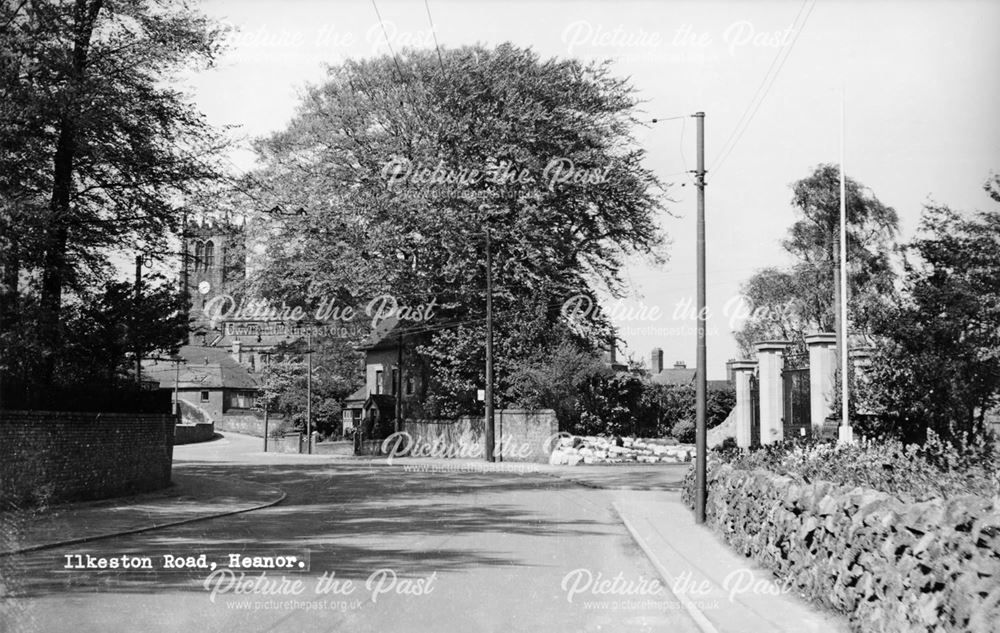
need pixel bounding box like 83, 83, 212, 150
306, 327, 313, 453
694, 111, 708, 525
395, 333, 403, 433
484, 226, 496, 463
134, 255, 143, 387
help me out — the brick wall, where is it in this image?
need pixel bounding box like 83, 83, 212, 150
400, 409, 558, 463
0, 410, 174, 505
174, 421, 215, 445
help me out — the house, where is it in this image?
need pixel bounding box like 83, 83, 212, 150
648, 348, 732, 390
142, 345, 260, 424
341, 316, 426, 435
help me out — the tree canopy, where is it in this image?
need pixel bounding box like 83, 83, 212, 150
0, 0, 228, 385
734, 164, 899, 356
246, 43, 671, 415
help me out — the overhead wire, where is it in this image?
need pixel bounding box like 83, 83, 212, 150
710, 0, 817, 178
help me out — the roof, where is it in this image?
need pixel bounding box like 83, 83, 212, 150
344, 385, 367, 406
357, 316, 404, 352
651, 367, 697, 386
142, 345, 260, 390
364, 393, 397, 411
650, 368, 732, 390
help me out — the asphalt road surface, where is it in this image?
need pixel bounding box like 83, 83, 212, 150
3, 433, 702, 633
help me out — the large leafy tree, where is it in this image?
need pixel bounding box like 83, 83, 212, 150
248, 44, 669, 415
733, 164, 899, 355
0, 0, 228, 384
861, 176, 1000, 442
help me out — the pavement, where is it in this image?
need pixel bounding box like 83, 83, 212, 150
0, 473, 285, 556
0, 432, 848, 633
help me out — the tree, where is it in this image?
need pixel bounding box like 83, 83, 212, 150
861, 177, 1000, 442
247, 43, 670, 415
0, 0, 228, 384
733, 164, 899, 355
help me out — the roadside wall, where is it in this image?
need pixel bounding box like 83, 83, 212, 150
174, 421, 214, 445
400, 409, 558, 463
683, 461, 1000, 633
0, 410, 175, 505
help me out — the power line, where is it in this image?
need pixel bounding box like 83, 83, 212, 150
370, 0, 407, 81
711, 0, 817, 177
422, 0, 447, 78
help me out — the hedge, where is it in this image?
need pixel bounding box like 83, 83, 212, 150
684, 460, 1000, 632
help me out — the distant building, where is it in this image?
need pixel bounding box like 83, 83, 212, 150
648, 352, 732, 391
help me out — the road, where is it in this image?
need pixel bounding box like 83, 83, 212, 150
4, 433, 702, 633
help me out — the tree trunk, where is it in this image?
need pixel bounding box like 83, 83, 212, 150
37, 0, 103, 385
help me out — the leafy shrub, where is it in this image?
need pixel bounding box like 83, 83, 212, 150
671, 418, 695, 443
711, 431, 998, 501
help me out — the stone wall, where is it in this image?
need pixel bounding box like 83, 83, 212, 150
174, 421, 215, 445
683, 460, 1000, 633
0, 410, 174, 505
267, 433, 303, 454
397, 410, 558, 463
216, 412, 267, 437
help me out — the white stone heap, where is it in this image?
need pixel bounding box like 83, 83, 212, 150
548, 436, 695, 466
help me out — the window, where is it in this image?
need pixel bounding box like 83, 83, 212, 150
200, 390, 210, 402
405, 376, 414, 396
194, 241, 204, 270
375, 370, 383, 395
231, 391, 254, 409
391, 368, 399, 396
204, 241, 215, 270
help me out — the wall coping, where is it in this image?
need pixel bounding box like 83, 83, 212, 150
754, 340, 792, 353
804, 332, 837, 346
729, 360, 758, 370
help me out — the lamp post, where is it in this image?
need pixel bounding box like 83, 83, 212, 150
261, 351, 270, 453
133, 252, 155, 387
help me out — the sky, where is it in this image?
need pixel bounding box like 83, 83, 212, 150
180, 0, 1000, 378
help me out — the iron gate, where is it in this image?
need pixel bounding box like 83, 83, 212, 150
782, 352, 811, 440
749, 373, 761, 447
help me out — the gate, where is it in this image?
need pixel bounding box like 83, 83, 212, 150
782, 352, 811, 440
749, 373, 761, 447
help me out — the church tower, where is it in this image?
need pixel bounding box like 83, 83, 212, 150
183, 218, 246, 343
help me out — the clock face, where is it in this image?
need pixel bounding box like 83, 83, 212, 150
198, 281, 211, 295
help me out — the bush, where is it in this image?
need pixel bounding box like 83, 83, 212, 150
708, 431, 998, 501
670, 418, 695, 443
683, 458, 1000, 633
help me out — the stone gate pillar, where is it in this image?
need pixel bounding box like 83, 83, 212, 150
731, 360, 758, 448
805, 333, 837, 437
755, 341, 790, 445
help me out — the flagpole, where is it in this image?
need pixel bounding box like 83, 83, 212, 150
838, 86, 853, 444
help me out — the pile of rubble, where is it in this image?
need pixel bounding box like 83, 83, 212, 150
548, 435, 695, 466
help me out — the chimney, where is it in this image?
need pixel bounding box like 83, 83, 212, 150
674, 360, 686, 369
650, 348, 663, 374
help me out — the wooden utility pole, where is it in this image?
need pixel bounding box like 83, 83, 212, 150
134, 255, 142, 387
485, 226, 496, 463
694, 111, 708, 525
395, 333, 403, 433
306, 327, 313, 453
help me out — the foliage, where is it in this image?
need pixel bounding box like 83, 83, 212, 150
0, 0, 229, 385
255, 337, 362, 438
0, 274, 187, 388
733, 164, 899, 356
644, 382, 736, 438
711, 431, 998, 501
246, 43, 669, 416
860, 179, 1000, 442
